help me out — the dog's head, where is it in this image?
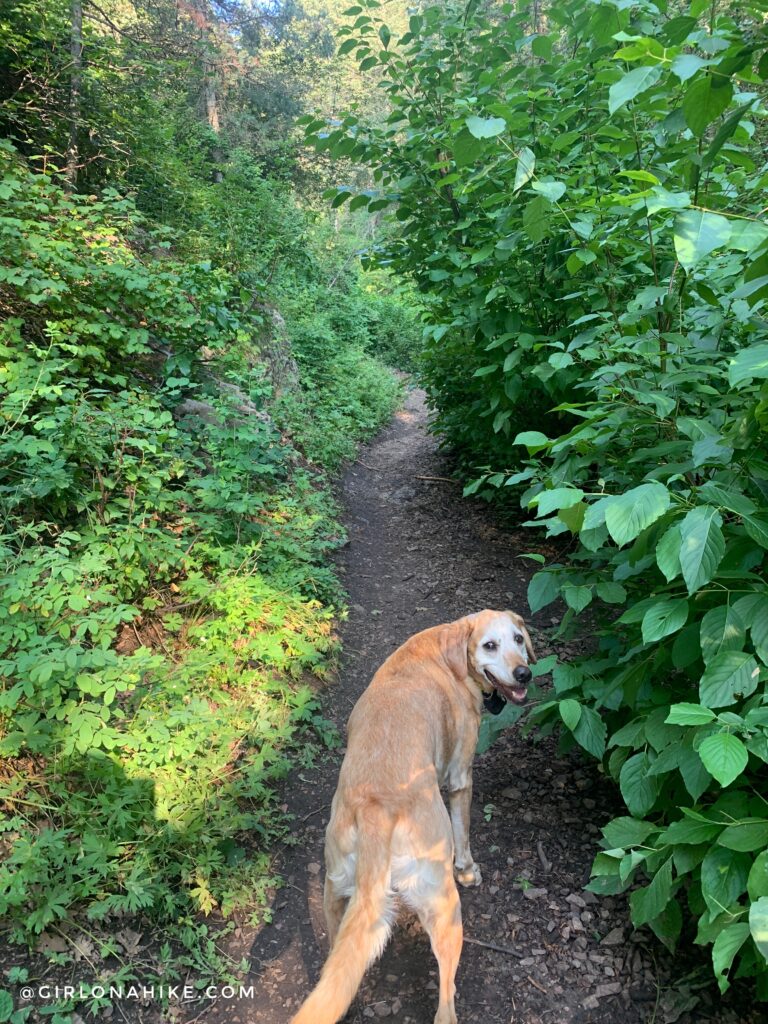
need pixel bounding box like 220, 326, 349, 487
466, 609, 536, 705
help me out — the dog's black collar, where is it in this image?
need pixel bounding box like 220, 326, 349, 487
483, 689, 507, 715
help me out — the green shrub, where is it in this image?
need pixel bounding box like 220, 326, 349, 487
0, 142, 390, 957
308, 0, 768, 997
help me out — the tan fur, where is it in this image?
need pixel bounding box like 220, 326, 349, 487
291, 609, 535, 1024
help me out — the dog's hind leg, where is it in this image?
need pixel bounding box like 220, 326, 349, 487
414, 864, 463, 1024
322, 873, 346, 950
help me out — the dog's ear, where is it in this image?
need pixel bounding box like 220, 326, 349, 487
508, 611, 537, 664
441, 616, 474, 680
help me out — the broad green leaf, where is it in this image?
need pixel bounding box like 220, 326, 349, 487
673, 210, 732, 271
701, 847, 750, 920
604, 483, 670, 547
533, 487, 584, 516
718, 819, 768, 852
596, 581, 627, 604
527, 571, 560, 613
692, 435, 732, 468
728, 220, 768, 253
666, 703, 716, 726
572, 703, 607, 758
671, 53, 710, 81
558, 502, 586, 533
466, 114, 507, 139
453, 127, 479, 167
608, 66, 663, 115
552, 661, 583, 693
700, 605, 746, 664
646, 187, 690, 215
748, 851, 768, 901
620, 753, 660, 816
682, 76, 733, 136
680, 744, 713, 800
522, 196, 551, 243
337, 37, 358, 56
728, 344, 768, 387
699, 651, 760, 707
679, 506, 725, 595
749, 896, 768, 962
662, 817, 722, 844
656, 525, 682, 582
698, 733, 748, 787
642, 599, 689, 644
662, 15, 697, 43
514, 430, 549, 451
476, 698, 526, 755
532, 34, 553, 59
530, 180, 566, 202
698, 482, 756, 518
548, 351, 575, 369
602, 816, 657, 848
563, 584, 592, 613
514, 146, 535, 191
751, 598, 768, 663
0, 990, 13, 1023
649, 897, 683, 953
744, 515, 768, 550
712, 922, 750, 993
559, 698, 582, 730
630, 857, 673, 926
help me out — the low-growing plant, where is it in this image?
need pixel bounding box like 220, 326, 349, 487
0, 137, 394, 970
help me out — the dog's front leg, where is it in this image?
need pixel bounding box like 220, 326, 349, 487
448, 773, 482, 888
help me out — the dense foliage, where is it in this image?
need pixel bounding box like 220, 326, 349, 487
0, 0, 419, 1004
309, 0, 768, 997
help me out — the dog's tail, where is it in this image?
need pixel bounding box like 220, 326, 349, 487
290, 804, 396, 1024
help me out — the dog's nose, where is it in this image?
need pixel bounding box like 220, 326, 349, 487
513, 665, 532, 685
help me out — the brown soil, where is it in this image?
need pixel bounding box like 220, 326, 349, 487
200, 388, 758, 1024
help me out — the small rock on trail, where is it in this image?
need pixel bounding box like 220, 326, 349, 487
198, 389, 756, 1024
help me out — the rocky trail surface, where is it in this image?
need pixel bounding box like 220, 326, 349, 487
205, 389, 756, 1024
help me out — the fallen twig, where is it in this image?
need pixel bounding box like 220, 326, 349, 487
464, 935, 524, 958
302, 803, 331, 822
415, 475, 458, 483
527, 975, 547, 995
537, 840, 552, 873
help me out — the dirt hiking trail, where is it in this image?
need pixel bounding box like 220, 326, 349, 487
209, 389, 755, 1024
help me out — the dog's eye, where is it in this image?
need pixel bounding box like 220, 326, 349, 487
483, 640, 497, 651
514, 633, 524, 644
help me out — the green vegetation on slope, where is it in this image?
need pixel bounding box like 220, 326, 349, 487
0, 0, 420, 998
310, 0, 768, 998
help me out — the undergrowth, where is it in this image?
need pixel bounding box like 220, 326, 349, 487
0, 136, 400, 1004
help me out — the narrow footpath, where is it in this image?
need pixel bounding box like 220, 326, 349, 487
215, 389, 753, 1024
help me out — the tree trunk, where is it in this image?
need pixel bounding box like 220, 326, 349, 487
65, 0, 83, 189
204, 61, 224, 182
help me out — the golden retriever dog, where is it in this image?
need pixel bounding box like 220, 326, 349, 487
290, 609, 536, 1024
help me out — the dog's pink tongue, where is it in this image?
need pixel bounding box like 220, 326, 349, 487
498, 682, 527, 704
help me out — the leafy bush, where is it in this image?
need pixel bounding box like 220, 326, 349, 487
308, 0, 768, 997
276, 290, 402, 467
0, 140, 394, 958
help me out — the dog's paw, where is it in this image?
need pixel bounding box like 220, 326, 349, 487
455, 863, 482, 887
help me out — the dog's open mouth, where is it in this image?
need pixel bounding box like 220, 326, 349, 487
484, 668, 527, 704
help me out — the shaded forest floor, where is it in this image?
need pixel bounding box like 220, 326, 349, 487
203, 388, 757, 1024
